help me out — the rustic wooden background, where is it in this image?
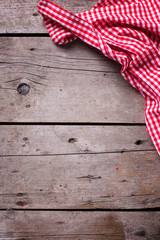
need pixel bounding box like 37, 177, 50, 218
0, 0, 160, 239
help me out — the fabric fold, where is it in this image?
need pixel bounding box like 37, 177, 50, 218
38, 0, 160, 155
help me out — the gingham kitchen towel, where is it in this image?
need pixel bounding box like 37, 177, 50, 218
38, 0, 160, 155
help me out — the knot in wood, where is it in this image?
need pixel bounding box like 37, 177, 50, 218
17, 83, 30, 95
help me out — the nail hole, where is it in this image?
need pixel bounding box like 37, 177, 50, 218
135, 230, 146, 237
68, 138, 77, 143
26, 104, 31, 108
16, 201, 24, 206
33, 13, 38, 16
17, 83, 30, 95
23, 137, 28, 141
30, 48, 35, 51
12, 170, 18, 173
57, 221, 65, 224
135, 140, 143, 145
122, 179, 127, 182
17, 193, 24, 196
84, 148, 89, 152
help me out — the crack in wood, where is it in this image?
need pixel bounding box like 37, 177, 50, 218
77, 175, 102, 180
0, 61, 120, 73
0, 149, 156, 157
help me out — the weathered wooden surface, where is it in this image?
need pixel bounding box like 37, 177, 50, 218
0, 0, 98, 33
0, 125, 155, 155
0, 0, 159, 238
0, 37, 145, 123
0, 211, 160, 240
0, 37, 121, 72
0, 151, 159, 209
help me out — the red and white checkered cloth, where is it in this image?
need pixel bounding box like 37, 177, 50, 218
38, 0, 160, 155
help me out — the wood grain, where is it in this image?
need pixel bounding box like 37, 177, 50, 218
0, 151, 159, 209
0, 125, 155, 155
0, 1, 159, 237
0, 211, 160, 239
0, 0, 98, 33
0, 37, 145, 123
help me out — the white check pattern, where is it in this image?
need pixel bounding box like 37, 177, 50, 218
38, 0, 160, 155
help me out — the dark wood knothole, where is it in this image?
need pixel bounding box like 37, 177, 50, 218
17, 83, 30, 95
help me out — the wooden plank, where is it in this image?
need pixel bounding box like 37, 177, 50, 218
0, 37, 121, 72
0, 37, 145, 123
0, 0, 98, 33
0, 211, 159, 239
0, 125, 155, 155
0, 151, 159, 209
